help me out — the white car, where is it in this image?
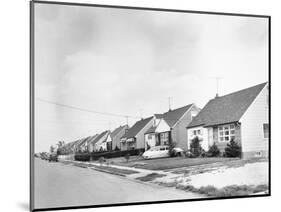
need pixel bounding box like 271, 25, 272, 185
142, 145, 170, 159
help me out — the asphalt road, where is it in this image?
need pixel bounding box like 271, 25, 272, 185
34, 158, 200, 209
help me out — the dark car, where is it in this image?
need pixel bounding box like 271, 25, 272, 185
49, 153, 58, 162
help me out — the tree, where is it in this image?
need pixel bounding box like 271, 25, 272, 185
114, 146, 120, 151
207, 143, 221, 157
56, 141, 65, 155
49, 145, 55, 153
189, 136, 203, 157
224, 138, 241, 157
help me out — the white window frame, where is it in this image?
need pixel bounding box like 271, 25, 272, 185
193, 129, 201, 136
218, 124, 235, 142
160, 132, 169, 145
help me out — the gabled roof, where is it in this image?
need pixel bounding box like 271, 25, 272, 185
162, 104, 193, 127
110, 125, 128, 139
154, 114, 163, 119
74, 138, 85, 148
145, 126, 157, 134
94, 130, 110, 144
87, 134, 99, 145
122, 117, 153, 139
77, 136, 91, 148
187, 82, 268, 128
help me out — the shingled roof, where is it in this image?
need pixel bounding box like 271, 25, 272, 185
110, 125, 128, 139
122, 117, 153, 139
162, 104, 193, 127
94, 130, 110, 144
87, 134, 100, 145
187, 82, 267, 128
77, 136, 91, 148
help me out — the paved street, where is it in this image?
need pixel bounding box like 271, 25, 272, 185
34, 158, 200, 209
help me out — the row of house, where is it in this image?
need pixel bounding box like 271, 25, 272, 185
61, 82, 269, 158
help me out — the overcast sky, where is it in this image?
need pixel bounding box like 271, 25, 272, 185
34, 3, 268, 152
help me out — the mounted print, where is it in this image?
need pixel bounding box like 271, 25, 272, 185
30, 0, 271, 211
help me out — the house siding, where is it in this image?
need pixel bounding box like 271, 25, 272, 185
173, 106, 200, 150
187, 126, 209, 151
145, 133, 156, 150
240, 84, 269, 158
112, 127, 127, 150
135, 119, 154, 149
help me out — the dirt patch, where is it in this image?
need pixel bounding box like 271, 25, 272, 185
136, 173, 166, 182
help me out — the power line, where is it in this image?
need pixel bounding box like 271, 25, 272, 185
35, 97, 141, 119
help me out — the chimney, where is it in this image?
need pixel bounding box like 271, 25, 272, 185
215, 93, 219, 98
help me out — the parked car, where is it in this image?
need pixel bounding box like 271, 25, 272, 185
143, 146, 185, 159
49, 153, 58, 162
142, 145, 170, 159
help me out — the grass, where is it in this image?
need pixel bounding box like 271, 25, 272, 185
116, 157, 238, 171
136, 173, 166, 182
175, 184, 269, 197
95, 166, 139, 175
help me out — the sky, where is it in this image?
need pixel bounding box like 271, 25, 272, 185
34, 3, 269, 152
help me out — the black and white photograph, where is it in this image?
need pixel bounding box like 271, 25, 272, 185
30, 1, 270, 211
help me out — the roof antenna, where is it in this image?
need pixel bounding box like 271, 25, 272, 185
139, 108, 143, 119
168, 97, 172, 111
125, 116, 129, 126
215, 77, 222, 98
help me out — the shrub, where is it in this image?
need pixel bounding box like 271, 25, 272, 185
189, 136, 204, 157
114, 146, 120, 151
74, 153, 90, 161
207, 143, 221, 157
224, 138, 241, 157
124, 153, 130, 163
90, 148, 144, 160
169, 142, 177, 157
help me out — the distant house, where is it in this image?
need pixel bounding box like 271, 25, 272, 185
78, 135, 98, 152
87, 134, 100, 152
121, 117, 154, 150
106, 125, 128, 151
75, 136, 91, 152
94, 130, 111, 152
186, 82, 269, 158
73, 139, 85, 153
144, 104, 200, 150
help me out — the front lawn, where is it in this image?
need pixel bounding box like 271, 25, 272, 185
115, 157, 238, 170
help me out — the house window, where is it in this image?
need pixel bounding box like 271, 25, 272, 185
191, 111, 198, 120
160, 132, 169, 145
263, 123, 269, 138
218, 124, 235, 142
148, 134, 152, 139
193, 129, 201, 136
